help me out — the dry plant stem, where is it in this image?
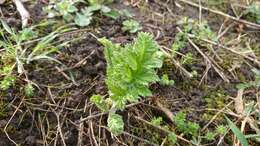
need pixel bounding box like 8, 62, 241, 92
89, 107, 98, 146
77, 117, 84, 146
133, 116, 191, 144
199, 37, 260, 68
100, 125, 159, 146
176, 27, 230, 83
234, 89, 244, 115
59, 50, 95, 72
202, 101, 233, 131
4, 96, 25, 145
160, 46, 193, 78
38, 115, 48, 146
122, 131, 158, 146
199, 62, 210, 86
55, 66, 72, 81
13, 0, 30, 27
178, 0, 260, 29
234, 89, 260, 133
160, 138, 167, 146
188, 37, 229, 82
52, 100, 67, 146
155, 99, 175, 123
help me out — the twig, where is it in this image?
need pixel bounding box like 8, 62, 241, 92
100, 125, 159, 146
201, 101, 233, 131
13, 0, 30, 27
198, 37, 260, 68
53, 104, 67, 146
133, 116, 191, 144
160, 46, 193, 78
155, 99, 175, 123
178, 0, 260, 29
77, 117, 84, 146
89, 107, 98, 146
4, 97, 25, 145
58, 50, 95, 72
123, 131, 159, 146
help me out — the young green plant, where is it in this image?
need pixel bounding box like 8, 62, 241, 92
91, 32, 164, 135
44, 0, 119, 27
122, 19, 142, 33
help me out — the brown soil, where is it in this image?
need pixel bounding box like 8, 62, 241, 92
0, 0, 259, 146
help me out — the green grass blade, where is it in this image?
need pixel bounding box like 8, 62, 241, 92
0, 18, 13, 34
245, 134, 260, 139
225, 116, 249, 146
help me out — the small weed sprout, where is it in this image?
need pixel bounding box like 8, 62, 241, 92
174, 112, 200, 137
160, 74, 174, 86
151, 117, 163, 126
122, 19, 142, 33
172, 17, 218, 55
24, 83, 35, 97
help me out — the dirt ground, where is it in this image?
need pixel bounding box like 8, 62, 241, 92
0, 0, 260, 146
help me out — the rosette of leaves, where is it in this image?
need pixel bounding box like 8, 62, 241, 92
122, 19, 142, 33
91, 32, 164, 135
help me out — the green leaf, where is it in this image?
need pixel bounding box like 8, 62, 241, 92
174, 112, 199, 137
68, 5, 78, 13
151, 117, 163, 126
119, 9, 133, 18
87, 5, 102, 12
160, 74, 175, 86
90, 94, 110, 111
216, 125, 226, 135
103, 10, 120, 19
87, 0, 113, 5
0, 18, 13, 34
101, 5, 111, 13
19, 28, 37, 41
167, 133, 177, 144
225, 116, 249, 146
107, 113, 124, 135
24, 83, 35, 97
205, 131, 215, 141
122, 19, 142, 33
74, 13, 92, 27
0, 75, 16, 90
